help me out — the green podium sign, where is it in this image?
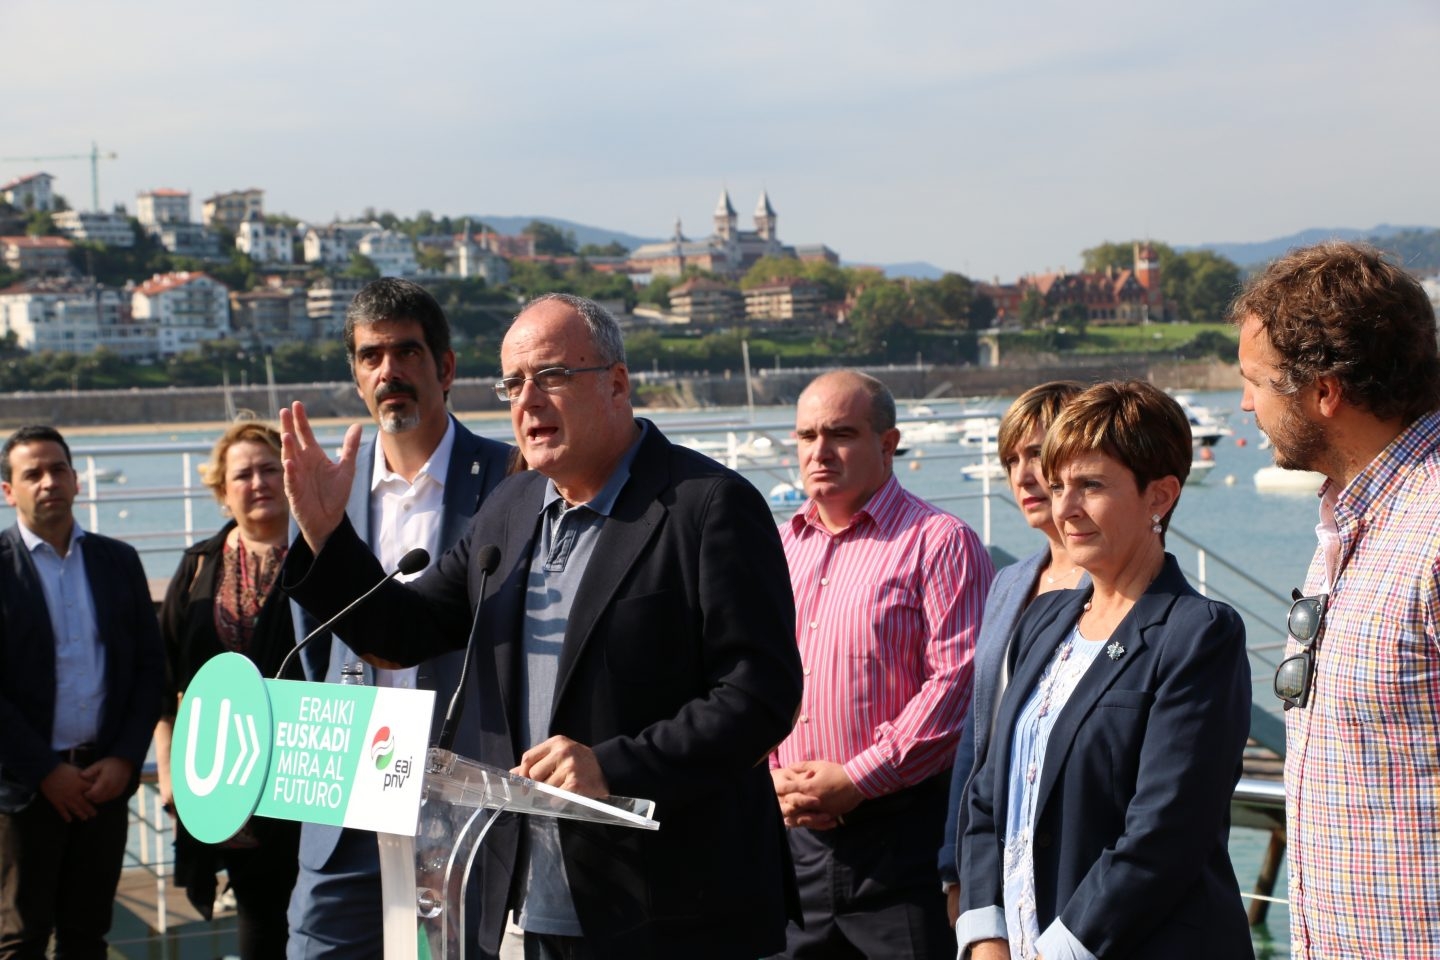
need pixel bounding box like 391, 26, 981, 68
172, 652, 434, 843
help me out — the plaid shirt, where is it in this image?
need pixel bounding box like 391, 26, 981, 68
1286, 408, 1440, 959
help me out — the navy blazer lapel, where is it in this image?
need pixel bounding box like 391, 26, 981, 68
1034, 558, 1187, 816
551, 429, 668, 715
440, 418, 488, 548
1, 527, 57, 691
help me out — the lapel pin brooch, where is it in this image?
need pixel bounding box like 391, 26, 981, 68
1106, 641, 1126, 661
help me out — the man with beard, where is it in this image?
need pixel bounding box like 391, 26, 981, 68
286, 278, 513, 959
1232, 241, 1440, 960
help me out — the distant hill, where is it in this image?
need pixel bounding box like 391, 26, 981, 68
468, 215, 659, 253
877, 261, 948, 280
1184, 224, 1439, 272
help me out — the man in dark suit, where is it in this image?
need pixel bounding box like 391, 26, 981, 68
280, 293, 802, 958
0, 425, 164, 958
285, 278, 514, 959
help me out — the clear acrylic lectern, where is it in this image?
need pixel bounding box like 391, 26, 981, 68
376, 748, 659, 960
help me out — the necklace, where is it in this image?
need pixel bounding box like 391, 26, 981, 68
1045, 565, 1080, 585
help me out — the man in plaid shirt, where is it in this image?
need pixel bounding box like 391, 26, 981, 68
1233, 241, 1440, 959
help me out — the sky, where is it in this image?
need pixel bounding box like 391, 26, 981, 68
4, 0, 1438, 280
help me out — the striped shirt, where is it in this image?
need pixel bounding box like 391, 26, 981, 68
1286, 407, 1440, 959
773, 473, 992, 798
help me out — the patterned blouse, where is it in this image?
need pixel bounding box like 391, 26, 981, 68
1003, 623, 1106, 960
213, 536, 286, 656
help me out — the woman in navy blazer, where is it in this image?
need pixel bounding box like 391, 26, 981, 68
941, 381, 1086, 922
957, 381, 1252, 959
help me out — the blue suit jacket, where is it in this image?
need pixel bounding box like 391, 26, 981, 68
959, 554, 1253, 957
291, 416, 510, 870
0, 524, 165, 812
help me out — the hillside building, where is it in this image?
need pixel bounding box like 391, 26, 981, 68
669, 278, 743, 326
628, 189, 815, 280
743, 278, 826, 325
0, 277, 154, 357
131, 272, 231, 357
230, 282, 309, 346
236, 214, 295, 264
202, 189, 263, 233
53, 210, 135, 248
980, 242, 1167, 326
136, 189, 192, 227
1, 173, 55, 213
0, 235, 74, 276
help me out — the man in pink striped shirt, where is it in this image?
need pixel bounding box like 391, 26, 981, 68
770, 370, 992, 959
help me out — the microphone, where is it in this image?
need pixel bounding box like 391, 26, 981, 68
436, 544, 501, 752
275, 546, 431, 680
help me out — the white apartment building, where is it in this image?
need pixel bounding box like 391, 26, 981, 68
202, 189, 263, 232
150, 222, 221, 259
136, 189, 192, 227
358, 229, 418, 277
1, 173, 55, 213
306, 277, 365, 339
0, 236, 73, 275
131, 271, 231, 357
0, 278, 155, 357
303, 222, 379, 266
236, 216, 295, 264
53, 210, 135, 248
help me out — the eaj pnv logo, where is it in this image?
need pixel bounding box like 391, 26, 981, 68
171, 652, 274, 844
371, 725, 394, 769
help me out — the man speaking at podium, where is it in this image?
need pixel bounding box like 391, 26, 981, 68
286, 278, 513, 959
281, 293, 802, 958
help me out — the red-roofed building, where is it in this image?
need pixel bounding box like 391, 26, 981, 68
981, 242, 1166, 326
1, 173, 56, 213
131, 271, 231, 356
670, 278, 743, 326
743, 278, 826, 324
0, 235, 73, 275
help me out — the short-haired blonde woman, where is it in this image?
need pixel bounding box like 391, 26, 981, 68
957, 381, 1252, 960
154, 420, 301, 958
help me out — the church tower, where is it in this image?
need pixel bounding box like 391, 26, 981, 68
754, 189, 777, 241
1133, 242, 1163, 320
714, 189, 737, 241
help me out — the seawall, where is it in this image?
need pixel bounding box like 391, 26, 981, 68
0, 356, 1240, 428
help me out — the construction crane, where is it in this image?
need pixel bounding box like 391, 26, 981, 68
0, 142, 118, 213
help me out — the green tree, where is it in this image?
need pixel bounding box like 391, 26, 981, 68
1181, 252, 1242, 322
416, 246, 449, 274
343, 253, 380, 281
1018, 289, 1047, 330
968, 292, 997, 330
1055, 301, 1089, 337
578, 241, 628, 257
523, 220, 577, 256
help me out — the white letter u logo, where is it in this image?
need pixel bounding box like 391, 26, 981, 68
184, 695, 231, 798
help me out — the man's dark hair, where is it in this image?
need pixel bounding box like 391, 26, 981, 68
1229, 241, 1440, 424
344, 278, 452, 376
2, 425, 72, 483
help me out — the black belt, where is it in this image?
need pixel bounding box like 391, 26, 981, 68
60, 744, 98, 766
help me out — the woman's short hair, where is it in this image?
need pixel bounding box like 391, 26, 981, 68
996, 381, 1085, 472
1042, 380, 1191, 532
198, 420, 283, 503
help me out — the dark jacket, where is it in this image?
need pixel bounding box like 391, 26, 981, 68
0, 524, 164, 812
285, 422, 803, 958
159, 520, 301, 906
960, 554, 1253, 958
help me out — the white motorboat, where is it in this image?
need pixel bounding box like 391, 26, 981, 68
1174, 394, 1234, 447
1254, 466, 1326, 493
